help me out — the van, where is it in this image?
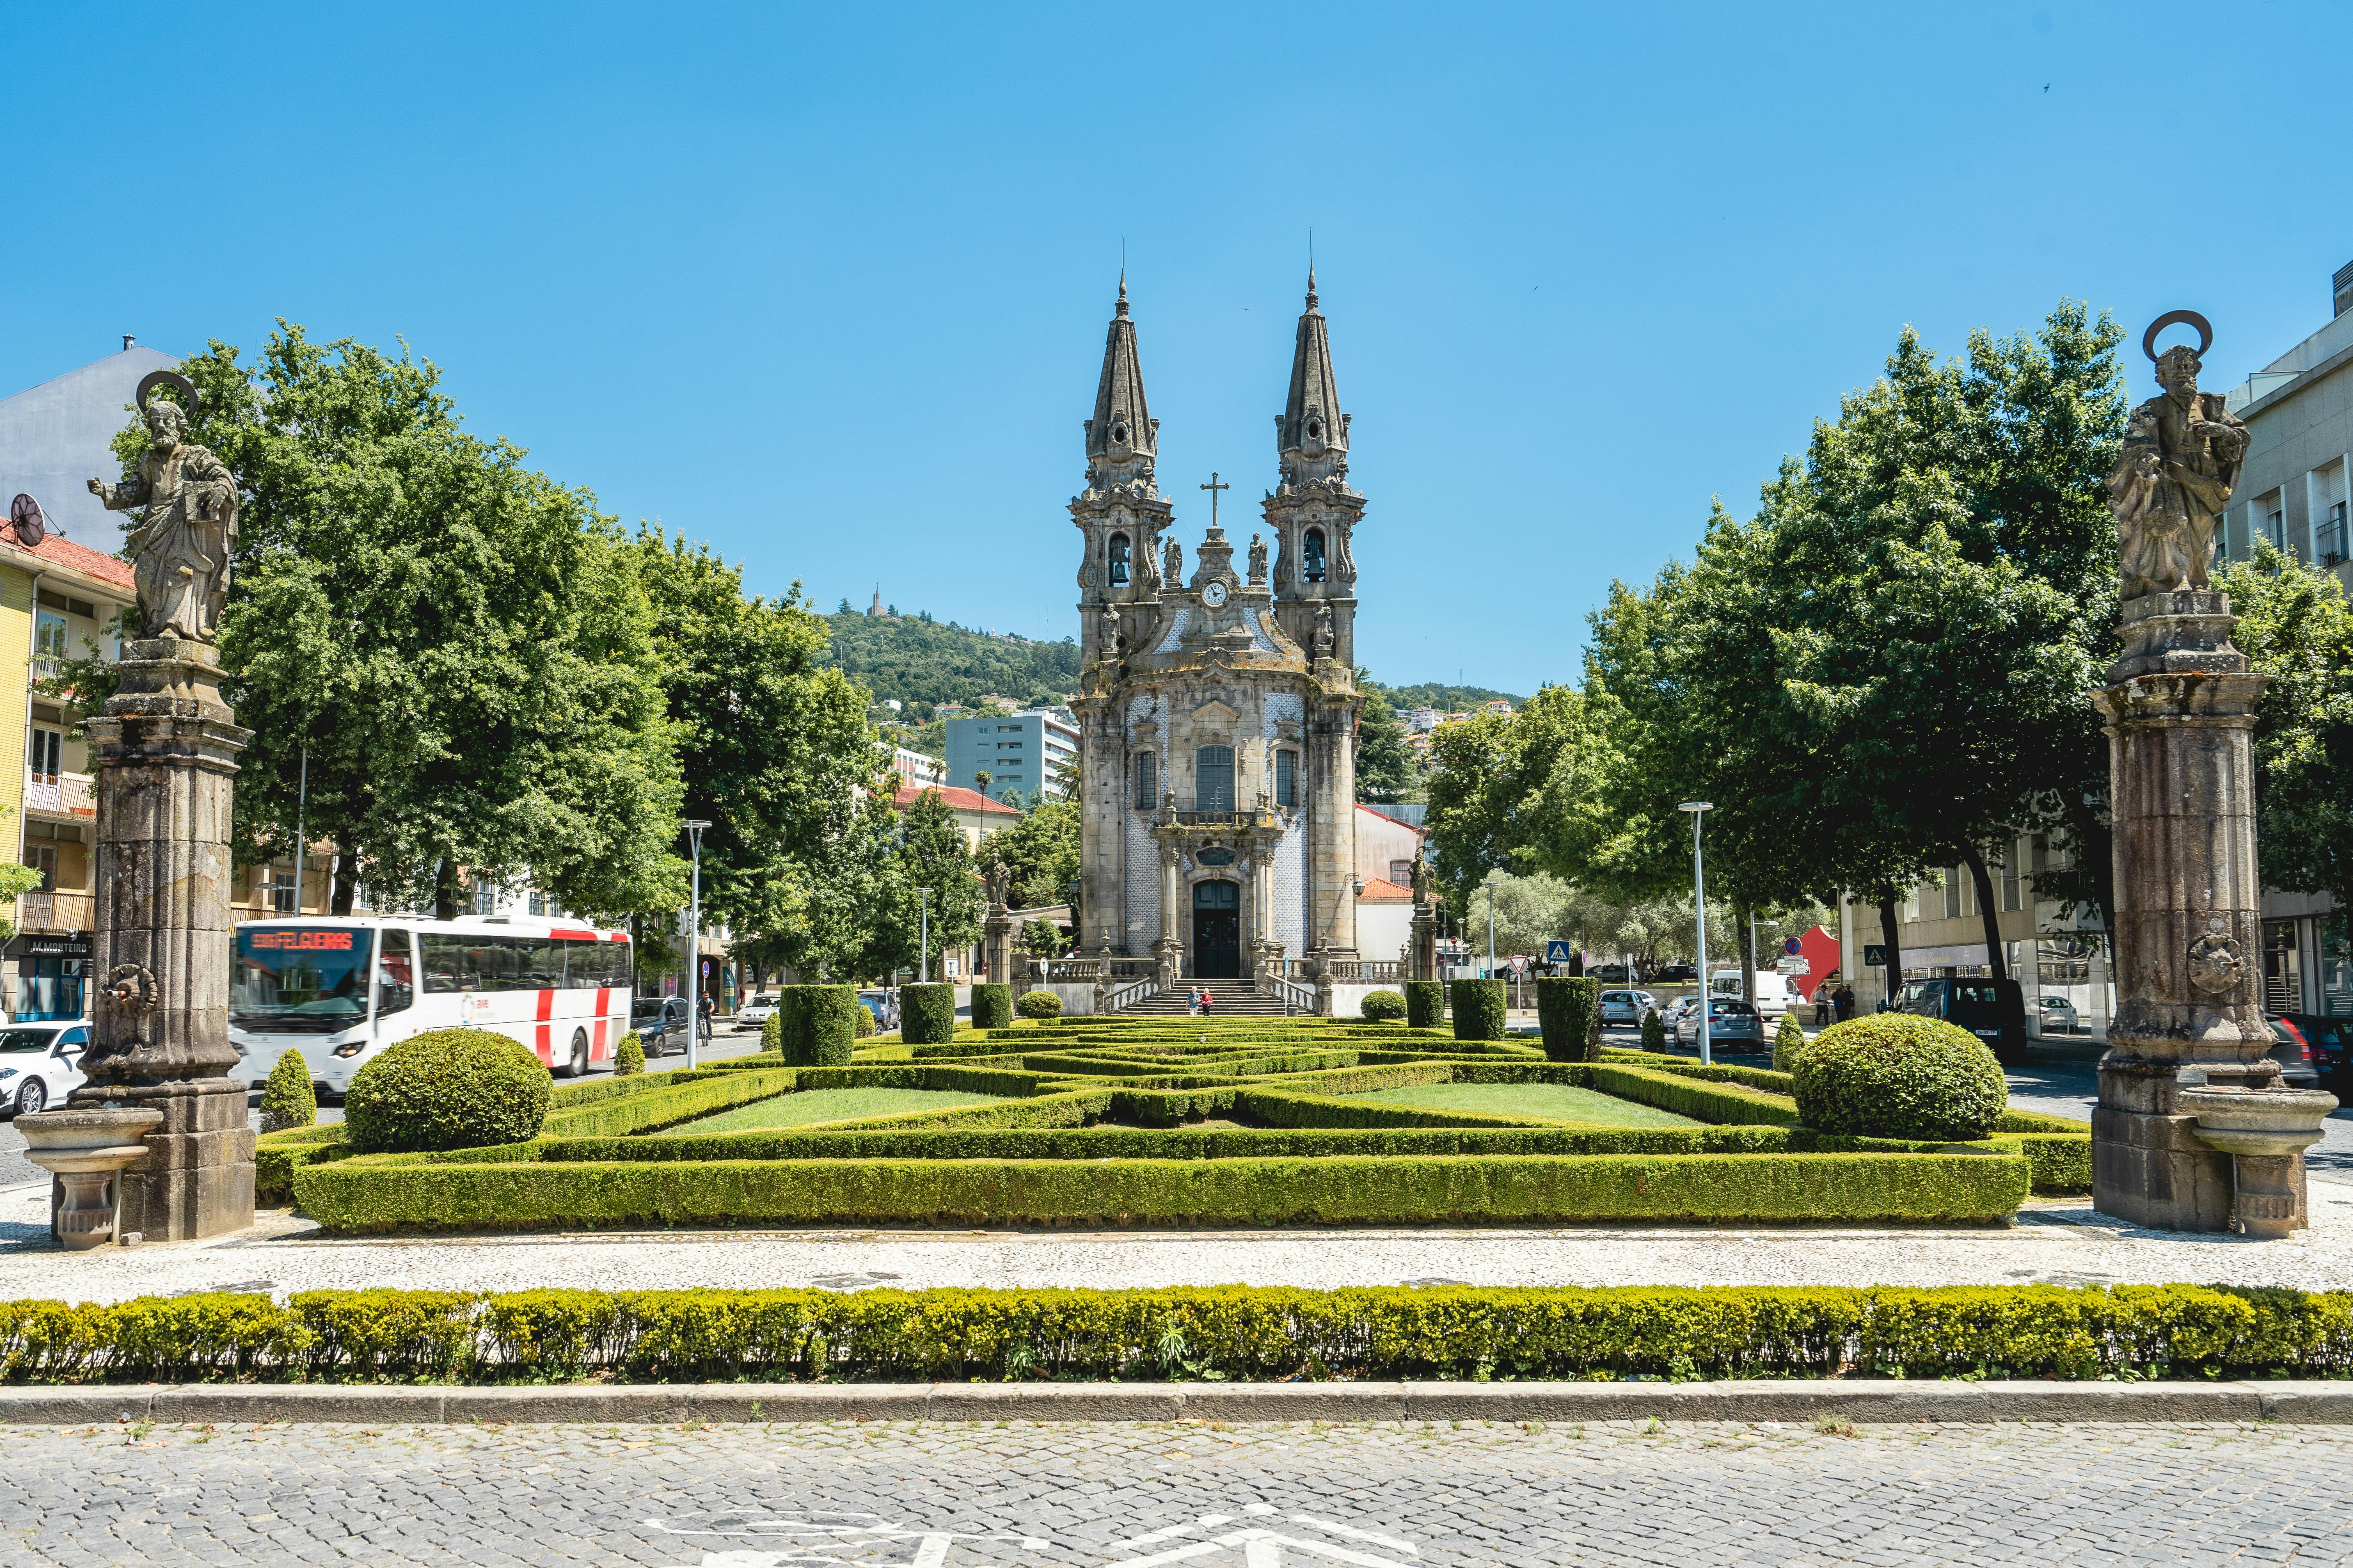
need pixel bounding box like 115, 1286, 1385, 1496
1891, 976, 2028, 1062
1709, 968, 1800, 1022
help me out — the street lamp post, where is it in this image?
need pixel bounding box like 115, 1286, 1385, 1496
1483, 868, 1505, 982
682, 819, 711, 1070
1680, 802, 1714, 1067
916, 886, 933, 984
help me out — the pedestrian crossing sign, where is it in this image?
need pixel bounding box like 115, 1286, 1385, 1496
1545, 939, 1575, 964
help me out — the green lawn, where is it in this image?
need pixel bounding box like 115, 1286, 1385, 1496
657, 1087, 1005, 1135
1351, 1081, 1702, 1127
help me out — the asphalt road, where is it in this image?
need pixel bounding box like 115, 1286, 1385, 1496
3, 1415, 2348, 1565
0, 1028, 777, 1191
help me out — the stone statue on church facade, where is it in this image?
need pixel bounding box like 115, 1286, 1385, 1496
1248, 533, 1268, 585
2106, 336, 2248, 599
1163, 535, 1183, 587
89, 385, 238, 643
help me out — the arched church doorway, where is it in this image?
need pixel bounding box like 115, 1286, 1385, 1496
1192, 880, 1241, 978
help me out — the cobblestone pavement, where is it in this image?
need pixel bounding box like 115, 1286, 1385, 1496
4, 1417, 2351, 1565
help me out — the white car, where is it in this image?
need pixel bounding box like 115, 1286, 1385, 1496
0, 1022, 89, 1117
736, 994, 782, 1032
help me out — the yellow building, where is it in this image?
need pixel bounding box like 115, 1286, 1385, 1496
0, 528, 137, 1020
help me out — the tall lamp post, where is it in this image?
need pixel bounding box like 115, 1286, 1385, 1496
1483, 868, 1505, 981
916, 886, 933, 984
682, 819, 710, 1069
1680, 802, 1714, 1066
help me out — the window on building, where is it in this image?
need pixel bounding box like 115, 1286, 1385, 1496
2322, 501, 2350, 569
271, 866, 297, 914
1943, 871, 1963, 921
1275, 748, 1297, 807
529, 890, 547, 917
2000, 847, 2020, 912
27, 727, 61, 784
1196, 745, 1235, 811
1303, 528, 1327, 583
472, 882, 500, 917
33, 611, 66, 660
1134, 752, 1156, 809
1108, 533, 1130, 586
23, 843, 55, 893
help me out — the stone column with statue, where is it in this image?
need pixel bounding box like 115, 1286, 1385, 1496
19, 372, 255, 1245
1408, 848, 1440, 983
982, 859, 1016, 988
2091, 313, 2336, 1236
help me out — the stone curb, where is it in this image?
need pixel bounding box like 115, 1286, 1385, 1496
3, 1380, 2348, 1425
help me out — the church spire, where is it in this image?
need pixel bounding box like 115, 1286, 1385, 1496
1276, 265, 1348, 485
1084, 274, 1158, 490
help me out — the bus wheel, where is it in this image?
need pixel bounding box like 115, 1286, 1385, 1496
560, 1028, 589, 1078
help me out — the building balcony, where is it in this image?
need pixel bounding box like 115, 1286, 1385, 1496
18, 890, 94, 933
24, 771, 94, 819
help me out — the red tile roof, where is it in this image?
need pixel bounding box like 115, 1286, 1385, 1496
1358, 876, 1413, 901
0, 530, 135, 592
893, 784, 1021, 816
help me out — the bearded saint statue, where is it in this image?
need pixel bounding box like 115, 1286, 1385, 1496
89, 389, 237, 642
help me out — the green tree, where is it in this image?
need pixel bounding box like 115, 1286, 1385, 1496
870, 788, 982, 980
1354, 673, 1420, 802
982, 797, 1081, 912
1423, 685, 1593, 911
2221, 542, 2353, 906
89, 326, 685, 921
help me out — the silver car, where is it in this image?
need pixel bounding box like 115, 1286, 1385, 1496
1677, 998, 1765, 1052
2035, 996, 2080, 1034
1600, 989, 1658, 1026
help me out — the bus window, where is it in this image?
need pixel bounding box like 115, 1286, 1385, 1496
233, 926, 372, 1033
422, 932, 479, 992
376, 930, 415, 1016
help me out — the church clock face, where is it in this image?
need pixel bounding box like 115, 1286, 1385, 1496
1201, 580, 1229, 608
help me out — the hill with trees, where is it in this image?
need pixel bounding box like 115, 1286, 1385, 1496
824, 607, 1081, 715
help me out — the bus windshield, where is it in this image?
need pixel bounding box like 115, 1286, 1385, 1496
233, 927, 374, 1033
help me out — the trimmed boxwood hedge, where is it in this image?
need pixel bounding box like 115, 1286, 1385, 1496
1405, 980, 1445, 1029
1535, 976, 1601, 1063
970, 983, 1014, 1030
903, 983, 957, 1044
6, 1282, 2351, 1384
1016, 989, 1064, 1019
295, 1150, 2030, 1232
344, 1031, 551, 1153
1794, 1014, 2007, 1140
1450, 979, 1506, 1041
1360, 989, 1407, 1022
802, 985, 859, 1067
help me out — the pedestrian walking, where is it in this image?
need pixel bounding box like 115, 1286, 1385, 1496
1812, 983, 1831, 1028
1833, 983, 1855, 1023
1201, 987, 1215, 1017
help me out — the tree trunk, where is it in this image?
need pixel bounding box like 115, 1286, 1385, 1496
1959, 843, 2008, 980
434, 858, 460, 923
1737, 903, 1757, 1014
1877, 899, 1904, 1006
328, 850, 357, 916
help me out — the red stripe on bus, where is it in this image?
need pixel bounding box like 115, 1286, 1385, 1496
595, 988, 611, 1060
536, 987, 554, 1060
552, 928, 596, 941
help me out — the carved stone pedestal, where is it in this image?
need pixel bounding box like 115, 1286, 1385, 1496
982, 907, 1013, 990
2090, 592, 2283, 1232
66, 638, 254, 1242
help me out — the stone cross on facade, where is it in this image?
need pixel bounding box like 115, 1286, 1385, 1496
1199, 471, 1230, 531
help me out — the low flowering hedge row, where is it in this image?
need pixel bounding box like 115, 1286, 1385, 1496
5, 1283, 2348, 1384
291, 1151, 2031, 1232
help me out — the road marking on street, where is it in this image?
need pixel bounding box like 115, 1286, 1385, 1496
643, 1509, 1047, 1563
1106, 1509, 1418, 1568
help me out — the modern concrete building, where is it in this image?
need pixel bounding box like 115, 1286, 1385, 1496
1068, 272, 1373, 982
2223, 262, 2353, 576
945, 709, 1077, 802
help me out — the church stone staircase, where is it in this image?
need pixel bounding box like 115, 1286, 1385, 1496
1116, 981, 1295, 1017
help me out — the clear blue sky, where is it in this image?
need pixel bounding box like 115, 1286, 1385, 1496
4, 2, 2346, 697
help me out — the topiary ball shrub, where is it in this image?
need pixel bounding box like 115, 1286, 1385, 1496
971, 983, 1014, 1030
344, 1029, 551, 1153
1450, 978, 1507, 1042
805, 985, 859, 1066
1360, 989, 1407, 1022
852, 999, 876, 1038
614, 1031, 646, 1076
1404, 980, 1446, 1029
1640, 1008, 1668, 1052
1791, 1013, 2008, 1141
1772, 1011, 1808, 1072
903, 983, 957, 1043
258, 1048, 316, 1133
1534, 976, 1601, 1063
761, 1004, 787, 1059
1016, 988, 1064, 1019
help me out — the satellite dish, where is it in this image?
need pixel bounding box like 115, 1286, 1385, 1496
9, 494, 47, 548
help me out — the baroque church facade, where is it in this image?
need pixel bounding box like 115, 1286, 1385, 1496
1070, 274, 1366, 982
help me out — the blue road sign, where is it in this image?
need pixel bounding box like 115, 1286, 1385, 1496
1545, 940, 1575, 964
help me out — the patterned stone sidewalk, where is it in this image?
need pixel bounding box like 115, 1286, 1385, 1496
4, 1416, 2350, 1565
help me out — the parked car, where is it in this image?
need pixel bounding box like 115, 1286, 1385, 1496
1710, 968, 1801, 1023
629, 996, 694, 1056
2033, 995, 2080, 1035
1654, 963, 1698, 983
1655, 995, 1698, 1031
2279, 1013, 2351, 1084
858, 989, 895, 1031
1598, 989, 1658, 1026
0, 1022, 89, 1116
1890, 976, 2028, 1062
1583, 963, 1634, 983
2265, 1016, 2323, 1090
735, 994, 782, 1033
1676, 998, 1764, 1052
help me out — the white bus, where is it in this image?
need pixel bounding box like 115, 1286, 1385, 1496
228, 915, 634, 1097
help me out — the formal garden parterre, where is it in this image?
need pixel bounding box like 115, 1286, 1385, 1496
254, 1001, 2092, 1234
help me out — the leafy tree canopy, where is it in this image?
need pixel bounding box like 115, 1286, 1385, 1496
2222, 542, 2353, 908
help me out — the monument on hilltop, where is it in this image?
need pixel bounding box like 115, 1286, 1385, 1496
1068, 272, 1366, 996
2091, 312, 2335, 1236
21, 371, 255, 1244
